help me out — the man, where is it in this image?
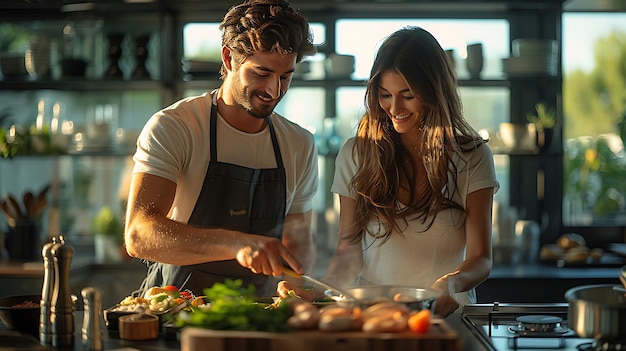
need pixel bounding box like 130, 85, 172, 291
124, 0, 318, 296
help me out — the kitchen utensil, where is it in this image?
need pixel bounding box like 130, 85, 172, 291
3, 194, 23, 221
564, 284, 626, 340
22, 191, 34, 218
282, 267, 358, 302
324, 285, 441, 311
0, 200, 16, 227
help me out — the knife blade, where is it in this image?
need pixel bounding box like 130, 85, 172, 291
282, 266, 358, 302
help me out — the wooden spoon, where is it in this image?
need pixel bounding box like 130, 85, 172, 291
0, 200, 16, 227
3, 194, 23, 220
23, 191, 35, 218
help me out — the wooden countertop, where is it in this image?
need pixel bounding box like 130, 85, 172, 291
0, 256, 93, 277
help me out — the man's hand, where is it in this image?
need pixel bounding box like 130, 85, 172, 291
234, 233, 303, 276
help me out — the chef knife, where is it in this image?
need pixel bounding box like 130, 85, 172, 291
282, 266, 358, 302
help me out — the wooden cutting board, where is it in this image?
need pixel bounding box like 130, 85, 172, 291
180, 319, 460, 351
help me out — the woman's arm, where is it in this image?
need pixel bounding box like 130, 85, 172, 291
432, 186, 494, 316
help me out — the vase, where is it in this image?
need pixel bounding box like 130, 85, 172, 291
104, 34, 124, 78
131, 33, 151, 79
466, 43, 483, 79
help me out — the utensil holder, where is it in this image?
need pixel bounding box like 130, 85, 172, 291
6, 220, 40, 262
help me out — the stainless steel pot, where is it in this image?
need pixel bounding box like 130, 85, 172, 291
325, 285, 441, 311
564, 284, 626, 340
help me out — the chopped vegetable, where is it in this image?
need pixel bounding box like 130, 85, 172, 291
408, 309, 432, 333
163, 285, 180, 298
175, 279, 292, 332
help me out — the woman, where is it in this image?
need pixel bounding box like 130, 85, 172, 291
322, 27, 499, 317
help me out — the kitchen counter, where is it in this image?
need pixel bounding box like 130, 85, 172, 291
0, 311, 488, 351
3, 257, 623, 310
477, 263, 623, 303
0, 257, 148, 308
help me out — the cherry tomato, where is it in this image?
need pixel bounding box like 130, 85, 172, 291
179, 291, 192, 300
408, 309, 432, 334
163, 285, 180, 298
191, 297, 205, 307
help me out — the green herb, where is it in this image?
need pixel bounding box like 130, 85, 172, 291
175, 279, 293, 332
527, 102, 556, 132
92, 206, 122, 236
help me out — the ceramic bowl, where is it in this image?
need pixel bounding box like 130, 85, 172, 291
0, 294, 41, 337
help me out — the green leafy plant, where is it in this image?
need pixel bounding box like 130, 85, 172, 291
527, 102, 556, 132
92, 206, 122, 236
0, 23, 29, 52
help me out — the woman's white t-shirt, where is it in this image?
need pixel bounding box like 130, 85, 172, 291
331, 137, 500, 305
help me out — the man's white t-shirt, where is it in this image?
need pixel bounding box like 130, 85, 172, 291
132, 92, 318, 223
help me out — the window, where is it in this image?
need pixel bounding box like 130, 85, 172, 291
180, 18, 513, 225
562, 12, 626, 227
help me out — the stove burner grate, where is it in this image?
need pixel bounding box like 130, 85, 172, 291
509, 315, 575, 337
516, 315, 562, 332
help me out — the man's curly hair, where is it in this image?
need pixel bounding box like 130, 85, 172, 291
219, 0, 316, 78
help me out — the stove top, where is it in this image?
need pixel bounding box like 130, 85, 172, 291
461, 303, 604, 351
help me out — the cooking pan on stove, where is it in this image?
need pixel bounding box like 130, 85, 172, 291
325, 285, 441, 311
564, 283, 626, 340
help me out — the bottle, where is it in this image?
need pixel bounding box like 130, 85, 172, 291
81, 287, 103, 350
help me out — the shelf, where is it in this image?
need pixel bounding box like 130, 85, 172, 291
3, 151, 134, 159
0, 79, 165, 91
181, 77, 515, 90
0, 76, 557, 92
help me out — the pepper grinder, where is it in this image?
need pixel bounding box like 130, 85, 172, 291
50, 235, 75, 348
81, 287, 103, 350
40, 236, 61, 345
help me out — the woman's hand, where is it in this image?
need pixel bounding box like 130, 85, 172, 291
432, 274, 460, 318
433, 294, 459, 318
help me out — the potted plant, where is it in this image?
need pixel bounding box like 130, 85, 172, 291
527, 102, 556, 151
92, 206, 123, 263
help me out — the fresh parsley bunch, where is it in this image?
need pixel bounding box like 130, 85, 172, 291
175, 279, 292, 332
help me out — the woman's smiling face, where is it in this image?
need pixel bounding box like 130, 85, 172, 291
377, 69, 425, 135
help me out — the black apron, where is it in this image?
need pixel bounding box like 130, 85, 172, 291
139, 92, 287, 296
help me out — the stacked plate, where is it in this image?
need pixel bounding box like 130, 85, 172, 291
502, 38, 558, 77
181, 58, 222, 79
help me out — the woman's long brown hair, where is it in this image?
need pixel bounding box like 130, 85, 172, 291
349, 26, 486, 245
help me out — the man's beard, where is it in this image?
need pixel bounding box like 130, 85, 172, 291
233, 80, 284, 119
